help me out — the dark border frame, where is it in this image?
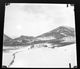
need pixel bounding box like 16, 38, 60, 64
0, 0, 80, 68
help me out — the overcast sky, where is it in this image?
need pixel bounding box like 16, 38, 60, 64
4, 3, 75, 38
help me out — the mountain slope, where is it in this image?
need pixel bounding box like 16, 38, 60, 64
36, 26, 75, 39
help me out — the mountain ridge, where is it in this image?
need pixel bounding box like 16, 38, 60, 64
3, 26, 75, 46
36, 26, 75, 39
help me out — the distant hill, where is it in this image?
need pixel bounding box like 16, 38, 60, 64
12, 35, 35, 45
3, 34, 35, 46
14, 35, 34, 41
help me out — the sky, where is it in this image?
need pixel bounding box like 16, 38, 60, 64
4, 3, 75, 39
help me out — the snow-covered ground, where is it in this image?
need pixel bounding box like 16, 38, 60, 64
2, 46, 31, 66
2, 44, 77, 68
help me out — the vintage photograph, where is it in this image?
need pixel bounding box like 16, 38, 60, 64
2, 3, 77, 68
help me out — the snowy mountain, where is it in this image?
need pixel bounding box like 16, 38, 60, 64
3, 26, 76, 47
37, 26, 75, 39
31, 26, 76, 48
3, 35, 35, 46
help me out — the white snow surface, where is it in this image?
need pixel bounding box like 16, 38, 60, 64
2, 44, 77, 68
